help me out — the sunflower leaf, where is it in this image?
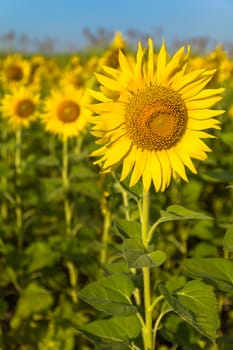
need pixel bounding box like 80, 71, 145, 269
123, 239, 166, 268
79, 274, 137, 316
223, 224, 233, 252
183, 258, 233, 293
159, 205, 212, 224
78, 315, 141, 349
159, 280, 218, 342
114, 219, 141, 240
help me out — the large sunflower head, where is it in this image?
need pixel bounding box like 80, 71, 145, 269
0, 85, 40, 129
89, 38, 224, 192
41, 85, 91, 139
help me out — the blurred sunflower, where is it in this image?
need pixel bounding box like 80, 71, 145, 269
0, 54, 31, 88
41, 85, 91, 139
89, 38, 224, 192
0, 85, 40, 129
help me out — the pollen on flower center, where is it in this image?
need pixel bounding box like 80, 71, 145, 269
124, 84, 188, 151
15, 99, 35, 118
57, 100, 80, 123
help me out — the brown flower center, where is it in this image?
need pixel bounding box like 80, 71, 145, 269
6, 65, 23, 82
57, 100, 80, 123
124, 84, 188, 151
15, 99, 35, 118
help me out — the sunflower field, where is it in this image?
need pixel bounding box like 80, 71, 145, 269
0, 32, 233, 350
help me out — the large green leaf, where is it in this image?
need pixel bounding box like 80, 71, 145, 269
158, 205, 212, 225
160, 313, 202, 350
123, 239, 166, 268
114, 219, 141, 240
183, 258, 233, 293
79, 315, 141, 350
223, 224, 233, 252
79, 274, 137, 316
159, 280, 218, 342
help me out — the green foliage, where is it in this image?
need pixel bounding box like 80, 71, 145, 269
79, 274, 137, 316
159, 281, 219, 342
0, 48, 233, 350
79, 315, 141, 350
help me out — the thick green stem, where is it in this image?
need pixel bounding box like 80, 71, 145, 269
62, 137, 72, 236
15, 127, 23, 248
141, 190, 153, 350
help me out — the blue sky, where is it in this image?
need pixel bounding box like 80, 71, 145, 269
0, 0, 233, 50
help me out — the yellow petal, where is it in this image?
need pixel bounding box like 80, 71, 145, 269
188, 109, 224, 119
129, 149, 146, 187
167, 148, 188, 182
142, 153, 152, 192
104, 137, 132, 168
158, 150, 172, 191
120, 144, 138, 181
185, 95, 223, 109
186, 88, 224, 101
156, 40, 167, 83
148, 151, 162, 191
147, 37, 155, 83
180, 76, 212, 99
94, 73, 121, 91
174, 142, 197, 174
135, 41, 145, 82
118, 50, 134, 76
172, 69, 206, 91
88, 89, 111, 102
162, 46, 185, 84
187, 118, 221, 130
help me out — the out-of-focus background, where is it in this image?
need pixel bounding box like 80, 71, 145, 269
1, 0, 233, 53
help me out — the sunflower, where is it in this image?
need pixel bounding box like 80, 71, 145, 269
89, 38, 224, 192
0, 85, 40, 129
41, 85, 91, 139
0, 54, 31, 88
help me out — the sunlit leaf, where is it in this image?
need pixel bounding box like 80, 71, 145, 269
183, 258, 233, 293
79, 315, 141, 349
79, 274, 137, 316
159, 205, 212, 224
159, 280, 218, 342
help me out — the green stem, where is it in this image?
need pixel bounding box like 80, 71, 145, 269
15, 127, 23, 248
62, 137, 72, 236
141, 190, 153, 350
100, 208, 111, 264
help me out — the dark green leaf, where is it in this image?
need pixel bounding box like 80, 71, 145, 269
159, 280, 218, 342
223, 224, 233, 252
159, 205, 212, 224
114, 219, 141, 240
183, 258, 233, 293
79, 315, 141, 349
201, 169, 233, 182
123, 239, 165, 268
160, 314, 202, 350
79, 274, 137, 316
